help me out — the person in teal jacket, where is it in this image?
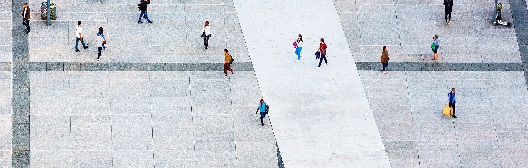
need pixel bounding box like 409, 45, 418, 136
255, 99, 267, 126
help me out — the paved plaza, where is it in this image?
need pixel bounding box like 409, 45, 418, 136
1, 0, 528, 167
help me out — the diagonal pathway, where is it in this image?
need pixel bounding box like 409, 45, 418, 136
11, 0, 30, 167
233, 0, 390, 167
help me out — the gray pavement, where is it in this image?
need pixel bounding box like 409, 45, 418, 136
29, 71, 278, 167
359, 71, 528, 167
4, 0, 528, 167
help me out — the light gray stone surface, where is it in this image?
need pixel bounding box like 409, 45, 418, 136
27, 0, 250, 63
0, 0, 12, 63
29, 71, 277, 167
234, 0, 390, 167
335, 0, 521, 63
359, 70, 528, 167
0, 71, 12, 168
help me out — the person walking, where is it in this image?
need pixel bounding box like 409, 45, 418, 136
255, 99, 267, 126
95, 33, 104, 61
97, 27, 106, 50
431, 35, 439, 62
21, 3, 30, 34
380, 46, 390, 74
75, 21, 88, 52
138, 0, 153, 24
294, 34, 303, 62
448, 88, 457, 118
444, 0, 453, 25
201, 21, 211, 50
223, 49, 234, 76
317, 38, 328, 69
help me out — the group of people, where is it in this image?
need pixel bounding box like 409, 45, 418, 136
74, 21, 106, 61
292, 35, 328, 69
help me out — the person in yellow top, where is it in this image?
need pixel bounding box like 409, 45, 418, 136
380, 46, 390, 74
224, 49, 234, 76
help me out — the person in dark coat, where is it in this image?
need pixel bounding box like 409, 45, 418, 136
444, 0, 453, 25
138, 0, 153, 24
22, 3, 30, 34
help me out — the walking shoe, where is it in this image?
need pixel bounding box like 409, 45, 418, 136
138, 21, 143, 24
231, 70, 235, 74
448, 21, 451, 26
148, 21, 153, 24
452, 115, 457, 118
97, 58, 100, 61
75, 50, 80, 52
296, 60, 299, 62
383, 71, 387, 74
84, 46, 88, 49
224, 73, 227, 76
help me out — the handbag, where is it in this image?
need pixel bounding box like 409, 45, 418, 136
443, 105, 453, 116
229, 58, 234, 64
315, 51, 320, 59
103, 40, 107, 45
201, 32, 206, 37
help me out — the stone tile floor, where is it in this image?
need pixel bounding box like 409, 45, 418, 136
28, 71, 277, 167
26, 0, 249, 63
360, 70, 528, 167
336, 0, 521, 63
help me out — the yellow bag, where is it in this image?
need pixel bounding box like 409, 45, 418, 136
443, 105, 453, 116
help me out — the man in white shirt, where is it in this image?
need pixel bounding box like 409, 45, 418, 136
95, 33, 104, 61
75, 21, 88, 52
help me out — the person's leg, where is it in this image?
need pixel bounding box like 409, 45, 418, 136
382, 62, 386, 71
318, 57, 323, 67
26, 20, 30, 33
144, 12, 152, 23
296, 47, 301, 60
445, 12, 448, 23
228, 63, 234, 74
323, 55, 328, 64
138, 12, 144, 23
75, 38, 80, 51
260, 113, 265, 126
223, 63, 228, 75
97, 47, 102, 60
452, 102, 456, 115
81, 38, 87, 49
448, 12, 451, 22
204, 37, 209, 48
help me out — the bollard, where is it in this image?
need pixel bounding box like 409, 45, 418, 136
46, 0, 51, 26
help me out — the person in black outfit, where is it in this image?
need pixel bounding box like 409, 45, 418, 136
138, 0, 153, 24
444, 0, 453, 25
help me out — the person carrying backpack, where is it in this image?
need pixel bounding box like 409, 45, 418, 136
444, 0, 454, 25
448, 88, 457, 118
138, 0, 153, 24
255, 99, 268, 126
431, 35, 439, 62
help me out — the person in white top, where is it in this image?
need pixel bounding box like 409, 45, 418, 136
75, 21, 88, 52
201, 21, 211, 49
95, 33, 104, 61
294, 34, 303, 62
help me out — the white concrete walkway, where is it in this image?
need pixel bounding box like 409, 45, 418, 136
233, 0, 390, 167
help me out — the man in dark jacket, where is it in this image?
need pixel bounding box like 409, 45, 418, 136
138, 0, 153, 24
444, 0, 453, 25
22, 3, 30, 34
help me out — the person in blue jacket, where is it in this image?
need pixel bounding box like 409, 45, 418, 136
255, 99, 267, 126
448, 88, 457, 118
